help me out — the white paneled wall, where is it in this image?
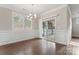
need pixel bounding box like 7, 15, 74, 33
55, 30, 67, 45
40, 5, 72, 45
0, 7, 39, 46
0, 30, 38, 46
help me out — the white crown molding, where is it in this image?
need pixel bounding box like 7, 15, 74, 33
41, 4, 67, 16
0, 5, 28, 15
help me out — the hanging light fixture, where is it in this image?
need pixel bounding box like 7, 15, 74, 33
27, 4, 37, 20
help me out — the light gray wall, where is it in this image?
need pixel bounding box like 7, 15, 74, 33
72, 17, 79, 37
0, 7, 12, 31
32, 16, 39, 37
69, 4, 79, 37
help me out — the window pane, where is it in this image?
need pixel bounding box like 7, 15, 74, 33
24, 18, 32, 29
12, 12, 24, 30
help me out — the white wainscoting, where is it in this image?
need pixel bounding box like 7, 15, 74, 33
55, 30, 67, 45
0, 30, 39, 46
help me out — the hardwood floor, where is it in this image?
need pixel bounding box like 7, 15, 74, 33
0, 38, 79, 55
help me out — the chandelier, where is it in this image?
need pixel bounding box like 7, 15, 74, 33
26, 4, 37, 20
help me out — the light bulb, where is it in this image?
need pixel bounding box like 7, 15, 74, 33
34, 14, 37, 18
27, 16, 30, 18
29, 13, 32, 16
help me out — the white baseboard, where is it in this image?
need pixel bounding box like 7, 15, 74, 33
72, 35, 79, 37
0, 37, 36, 46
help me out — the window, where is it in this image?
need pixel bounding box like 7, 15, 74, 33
12, 12, 32, 31
76, 18, 79, 24
24, 18, 32, 30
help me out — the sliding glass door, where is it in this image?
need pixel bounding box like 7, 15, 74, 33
42, 19, 55, 42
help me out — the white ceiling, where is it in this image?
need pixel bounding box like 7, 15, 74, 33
69, 4, 79, 14
0, 4, 64, 15
69, 4, 79, 18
